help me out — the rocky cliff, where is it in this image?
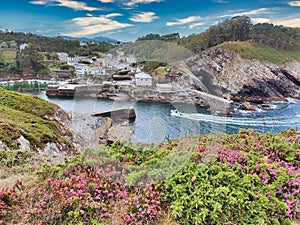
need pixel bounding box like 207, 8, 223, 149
169, 45, 300, 103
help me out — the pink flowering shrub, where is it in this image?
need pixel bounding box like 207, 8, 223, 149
1, 129, 299, 225
1, 163, 162, 225
164, 129, 300, 225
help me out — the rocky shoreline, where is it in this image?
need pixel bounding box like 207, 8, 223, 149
47, 84, 234, 114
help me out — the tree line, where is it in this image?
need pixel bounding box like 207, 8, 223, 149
0, 31, 116, 77
0, 30, 115, 54
177, 16, 300, 53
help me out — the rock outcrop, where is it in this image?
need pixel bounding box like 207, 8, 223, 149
239, 102, 259, 111
95, 117, 113, 145
169, 47, 300, 103
0, 140, 7, 150
107, 124, 134, 143
17, 136, 31, 151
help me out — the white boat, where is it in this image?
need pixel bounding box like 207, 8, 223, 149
171, 109, 183, 117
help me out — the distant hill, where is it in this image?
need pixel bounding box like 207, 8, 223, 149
61, 36, 119, 44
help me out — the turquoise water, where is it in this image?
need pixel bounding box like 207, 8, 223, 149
30, 91, 300, 143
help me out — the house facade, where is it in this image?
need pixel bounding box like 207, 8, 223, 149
135, 72, 152, 86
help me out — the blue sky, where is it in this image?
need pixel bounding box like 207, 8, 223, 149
0, 0, 300, 42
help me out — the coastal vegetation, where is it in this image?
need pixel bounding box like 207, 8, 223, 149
218, 41, 300, 64
0, 89, 299, 224
0, 87, 72, 150
177, 16, 300, 53
0, 128, 299, 224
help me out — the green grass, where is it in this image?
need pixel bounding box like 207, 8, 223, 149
0, 50, 16, 64
218, 41, 300, 64
0, 87, 59, 117
0, 88, 71, 150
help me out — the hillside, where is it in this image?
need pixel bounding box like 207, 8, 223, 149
0, 87, 75, 153
165, 41, 300, 103
219, 41, 300, 64
177, 16, 300, 53
0, 129, 299, 224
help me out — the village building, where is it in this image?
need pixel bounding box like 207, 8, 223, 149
135, 72, 152, 86
74, 64, 106, 77
19, 43, 28, 51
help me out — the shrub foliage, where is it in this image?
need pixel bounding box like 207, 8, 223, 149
0, 129, 299, 224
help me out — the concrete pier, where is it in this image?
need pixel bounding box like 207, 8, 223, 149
91, 107, 136, 122
192, 90, 234, 114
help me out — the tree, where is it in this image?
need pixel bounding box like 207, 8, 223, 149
20, 44, 45, 74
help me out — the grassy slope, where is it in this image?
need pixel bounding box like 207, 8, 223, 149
218, 41, 300, 64
0, 87, 70, 149
0, 87, 59, 116
0, 51, 16, 64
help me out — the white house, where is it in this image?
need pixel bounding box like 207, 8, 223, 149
57, 52, 68, 61
74, 64, 106, 77
126, 55, 137, 64
19, 43, 28, 51
135, 72, 152, 86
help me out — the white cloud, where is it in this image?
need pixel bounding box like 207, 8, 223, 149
166, 16, 202, 26
30, 0, 101, 11
218, 8, 272, 18
213, 0, 229, 3
189, 22, 205, 29
99, 0, 114, 2
29, 0, 48, 5
288, 1, 300, 6
126, 0, 162, 6
106, 13, 123, 18
273, 17, 300, 27
251, 17, 271, 23
129, 12, 158, 22
64, 14, 132, 36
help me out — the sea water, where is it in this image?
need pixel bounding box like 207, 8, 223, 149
28, 91, 300, 143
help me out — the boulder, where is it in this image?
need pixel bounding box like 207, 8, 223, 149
40, 142, 65, 156
95, 117, 112, 144
239, 102, 259, 111
107, 124, 134, 143
17, 135, 31, 151
0, 140, 7, 150
260, 103, 275, 110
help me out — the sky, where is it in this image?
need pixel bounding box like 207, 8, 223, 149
0, 0, 299, 42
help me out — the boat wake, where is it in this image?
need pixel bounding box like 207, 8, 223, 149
172, 111, 298, 128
